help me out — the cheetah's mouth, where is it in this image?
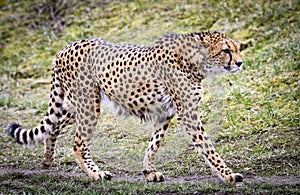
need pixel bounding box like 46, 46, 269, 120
224, 66, 240, 73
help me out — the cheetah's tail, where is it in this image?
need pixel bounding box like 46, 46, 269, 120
7, 65, 64, 146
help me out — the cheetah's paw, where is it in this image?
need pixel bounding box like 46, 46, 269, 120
224, 172, 243, 183
42, 157, 54, 168
90, 171, 112, 181
143, 171, 164, 182
233, 173, 243, 182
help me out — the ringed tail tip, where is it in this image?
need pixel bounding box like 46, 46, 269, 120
7, 122, 22, 137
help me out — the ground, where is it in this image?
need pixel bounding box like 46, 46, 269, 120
0, 0, 299, 194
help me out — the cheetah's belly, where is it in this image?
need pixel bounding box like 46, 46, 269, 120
100, 85, 176, 123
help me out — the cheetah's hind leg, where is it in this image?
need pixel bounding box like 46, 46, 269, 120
43, 103, 76, 167
71, 78, 112, 180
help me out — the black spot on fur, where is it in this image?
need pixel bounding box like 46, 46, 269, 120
46, 118, 53, 125
40, 125, 46, 133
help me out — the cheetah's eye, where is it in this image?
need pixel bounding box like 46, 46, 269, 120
222, 49, 231, 54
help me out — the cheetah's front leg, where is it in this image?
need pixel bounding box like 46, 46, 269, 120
143, 119, 171, 182
180, 110, 243, 183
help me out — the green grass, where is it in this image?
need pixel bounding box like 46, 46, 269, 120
0, 0, 299, 194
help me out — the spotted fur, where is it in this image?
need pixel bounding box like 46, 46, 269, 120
7, 31, 243, 183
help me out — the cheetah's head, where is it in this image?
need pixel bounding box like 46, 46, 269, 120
194, 31, 242, 76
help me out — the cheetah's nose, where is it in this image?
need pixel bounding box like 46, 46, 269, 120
235, 61, 243, 67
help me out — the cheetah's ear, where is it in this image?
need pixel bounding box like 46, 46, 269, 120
194, 34, 208, 47
194, 34, 204, 41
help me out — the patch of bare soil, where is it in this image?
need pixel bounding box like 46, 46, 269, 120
0, 167, 299, 185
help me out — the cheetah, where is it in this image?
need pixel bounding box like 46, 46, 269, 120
7, 31, 243, 183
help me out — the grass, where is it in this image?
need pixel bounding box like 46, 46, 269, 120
1, 172, 299, 194
0, 0, 299, 194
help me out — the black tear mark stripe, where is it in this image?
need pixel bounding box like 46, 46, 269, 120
228, 51, 232, 66
226, 43, 232, 66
